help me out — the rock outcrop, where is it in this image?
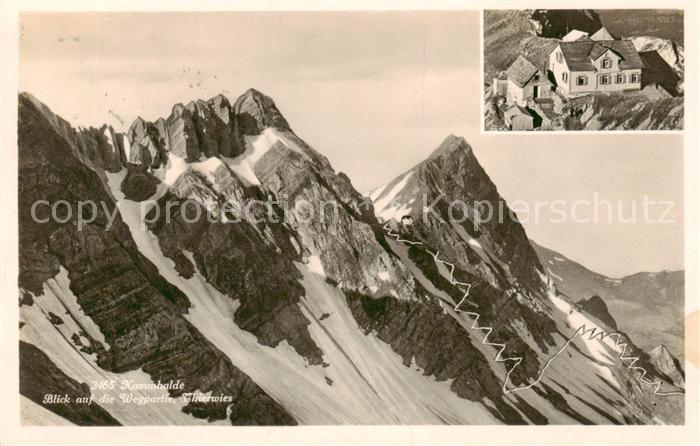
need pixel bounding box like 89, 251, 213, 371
648, 345, 684, 387
578, 295, 617, 329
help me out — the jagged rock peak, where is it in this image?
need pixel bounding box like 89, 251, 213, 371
127, 116, 148, 136
208, 92, 230, 106
426, 134, 472, 161
233, 88, 291, 134
170, 103, 186, 117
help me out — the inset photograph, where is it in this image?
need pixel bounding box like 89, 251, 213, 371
10, 8, 689, 429
483, 9, 684, 131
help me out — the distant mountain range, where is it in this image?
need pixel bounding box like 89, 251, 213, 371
532, 240, 684, 359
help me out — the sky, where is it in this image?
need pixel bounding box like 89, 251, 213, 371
19, 11, 684, 277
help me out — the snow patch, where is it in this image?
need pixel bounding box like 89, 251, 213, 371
367, 184, 387, 202
162, 154, 188, 187
290, 237, 301, 255
307, 255, 326, 278
547, 268, 564, 282
102, 127, 115, 155
191, 157, 225, 189
21, 396, 75, 426
120, 134, 132, 163
105, 169, 127, 201
468, 238, 483, 249
548, 293, 615, 365
296, 263, 499, 424
373, 171, 414, 221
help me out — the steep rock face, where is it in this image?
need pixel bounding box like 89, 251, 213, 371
126, 117, 166, 168
163, 105, 199, 162
578, 295, 617, 329
373, 135, 546, 296
369, 135, 560, 389
648, 345, 684, 387
254, 142, 415, 298
200, 89, 418, 299
146, 184, 325, 364
370, 135, 684, 424
18, 94, 296, 425
127, 89, 386, 364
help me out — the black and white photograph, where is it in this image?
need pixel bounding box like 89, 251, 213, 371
483, 9, 685, 131
0, 2, 698, 445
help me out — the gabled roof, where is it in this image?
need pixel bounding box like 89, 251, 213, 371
504, 104, 532, 120
554, 40, 643, 71
504, 55, 541, 87
590, 27, 615, 41
562, 29, 589, 42
589, 42, 624, 61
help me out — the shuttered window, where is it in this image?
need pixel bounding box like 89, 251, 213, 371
576, 75, 587, 86
616, 74, 625, 84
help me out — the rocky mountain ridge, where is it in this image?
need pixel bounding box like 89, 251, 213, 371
19, 89, 684, 425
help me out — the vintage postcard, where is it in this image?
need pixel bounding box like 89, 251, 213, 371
1, 1, 698, 445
